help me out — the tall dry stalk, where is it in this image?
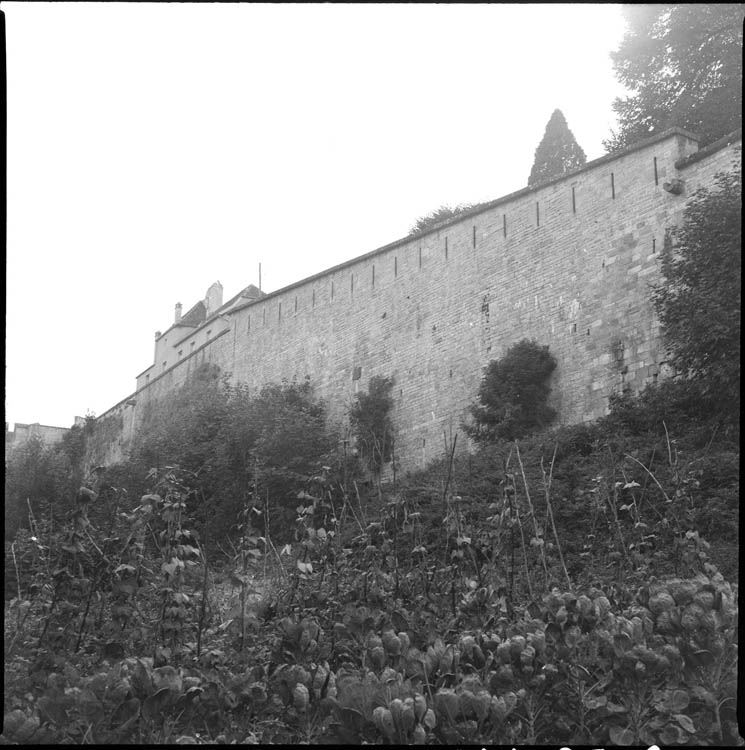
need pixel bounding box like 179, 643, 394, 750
503, 464, 533, 602
541, 444, 572, 590
515, 443, 550, 585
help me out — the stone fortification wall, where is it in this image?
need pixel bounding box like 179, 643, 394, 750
6, 422, 71, 452
89, 131, 740, 472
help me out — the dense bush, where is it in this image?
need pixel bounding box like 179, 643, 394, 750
2, 350, 738, 745
3, 460, 739, 745
104, 367, 339, 551
5, 436, 77, 544
467, 340, 557, 442
409, 204, 480, 235
652, 165, 741, 421
348, 375, 395, 474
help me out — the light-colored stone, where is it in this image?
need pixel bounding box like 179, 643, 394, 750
89, 131, 741, 471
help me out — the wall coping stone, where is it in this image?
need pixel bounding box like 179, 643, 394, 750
223, 128, 703, 317
674, 129, 742, 170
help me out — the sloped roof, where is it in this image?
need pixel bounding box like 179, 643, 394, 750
179, 300, 206, 327
216, 284, 266, 314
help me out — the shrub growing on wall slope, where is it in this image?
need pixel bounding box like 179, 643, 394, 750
467, 340, 557, 442
349, 375, 395, 473
409, 204, 480, 235
653, 164, 741, 420
126, 366, 338, 548
4, 436, 78, 542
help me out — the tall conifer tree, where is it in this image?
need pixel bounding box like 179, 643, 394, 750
528, 109, 587, 187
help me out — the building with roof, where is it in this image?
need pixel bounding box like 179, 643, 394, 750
136, 282, 266, 389
6, 417, 87, 453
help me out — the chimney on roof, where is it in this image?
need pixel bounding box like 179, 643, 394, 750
175, 302, 182, 323
155, 330, 161, 339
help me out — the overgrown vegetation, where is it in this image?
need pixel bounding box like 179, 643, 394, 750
5, 418, 94, 543
3, 373, 740, 744
409, 203, 481, 236
349, 375, 395, 475
653, 165, 742, 419
467, 339, 557, 442
117, 367, 338, 552
605, 5, 744, 151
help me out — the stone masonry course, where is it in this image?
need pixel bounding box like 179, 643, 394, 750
88, 129, 741, 472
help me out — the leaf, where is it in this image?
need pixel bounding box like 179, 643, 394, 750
669, 689, 690, 712
688, 650, 715, 667
608, 725, 635, 745
76, 688, 105, 724
1, 711, 42, 743
142, 688, 175, 721
37, 695, 69, 726
674, 713, 696, 733
339, 705, 365, 732
161, 561, 178, 577
659, 723, 687, 744
391, 609, 410, 632
152, 666, 182, 693
583, 695, 607, 710
129, 659, 154, 699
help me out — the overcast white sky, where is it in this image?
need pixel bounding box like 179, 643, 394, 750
5, 2, 629, 430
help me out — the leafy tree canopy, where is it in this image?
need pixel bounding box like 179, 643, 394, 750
652, 161, 741, 418
130, 365, 337, 545
605, 4, 744, 152
528, 109, 587, 187
4, 436, 76, 541
467, 339, 557, 442
409, 203, 480, 235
